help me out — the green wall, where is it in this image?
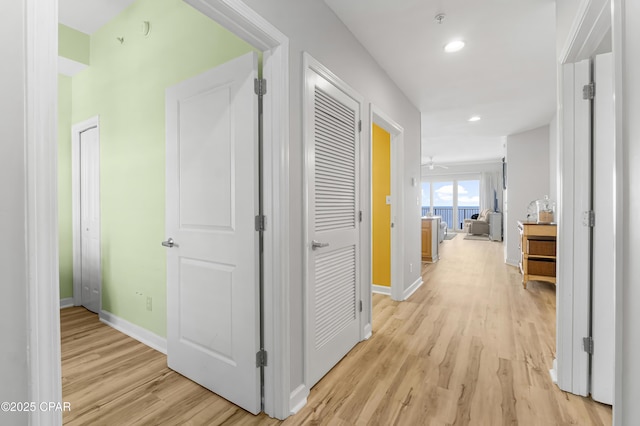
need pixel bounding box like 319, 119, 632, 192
59, 24, 90, 65
58, 75, 74, 300
60, 0, 256, 336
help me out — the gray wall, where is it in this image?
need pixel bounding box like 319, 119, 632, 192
242, 0, 422, 395
504, 125, 551, 265
0, 1, 29, 424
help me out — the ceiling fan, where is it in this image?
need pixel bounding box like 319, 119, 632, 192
423, 156, 449, 170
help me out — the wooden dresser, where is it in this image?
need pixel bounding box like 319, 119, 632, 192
518, 220, 557, 289
421, 217, 440, 263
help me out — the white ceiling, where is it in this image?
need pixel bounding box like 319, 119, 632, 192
324, 0, 557, 165
59, 0, 557, 166
59, 0, 136, 34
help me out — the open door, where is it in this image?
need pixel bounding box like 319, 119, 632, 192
164, 52, 261, 414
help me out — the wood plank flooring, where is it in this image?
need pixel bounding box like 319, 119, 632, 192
61, 234, 612, 425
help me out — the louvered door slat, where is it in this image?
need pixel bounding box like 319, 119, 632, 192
314, 86, 356, 234
314, 245, 356, 349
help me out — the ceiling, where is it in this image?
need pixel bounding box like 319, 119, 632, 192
59, 0, 136, 34
60, 0, 558, 166
324, 0, 557, 165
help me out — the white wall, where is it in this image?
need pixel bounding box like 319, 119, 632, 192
556, 0, 584, 55
549, 115, 558, 202
504, 125, 551, 265
0, 1, 29, 424
620, 1, 640, 423
241, 0, 422, 398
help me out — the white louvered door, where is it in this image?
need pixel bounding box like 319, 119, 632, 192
305, 61, 362, 387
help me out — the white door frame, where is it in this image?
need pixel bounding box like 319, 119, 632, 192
370, 105, 405, 302
555, 0, 621, 402
28, 0, 292, 422
71, 116, 101, 309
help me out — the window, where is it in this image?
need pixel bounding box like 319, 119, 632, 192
421, 177, 480, 230
421, 182, 430, 216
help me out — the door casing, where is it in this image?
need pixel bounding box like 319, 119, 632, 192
369, 106, 405, 303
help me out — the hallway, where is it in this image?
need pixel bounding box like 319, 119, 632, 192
292, 235, 611, 424
60, 234, 612, 425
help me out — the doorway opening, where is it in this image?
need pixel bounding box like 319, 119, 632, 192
555, 0, 617, 408
370, 105, 405, 302
52, 0, 292, 421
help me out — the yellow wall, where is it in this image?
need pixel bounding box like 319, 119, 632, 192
372, 124, 391, 287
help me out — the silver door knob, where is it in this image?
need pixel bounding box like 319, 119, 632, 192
311, 240, 329, 250
161, 238, 177, 248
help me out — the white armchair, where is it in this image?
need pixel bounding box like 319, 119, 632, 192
465, 209, 492, 235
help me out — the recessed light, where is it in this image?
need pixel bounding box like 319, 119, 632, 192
444, 40, 465, 53
468, 116, 481, 122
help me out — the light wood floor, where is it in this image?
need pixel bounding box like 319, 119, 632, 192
61, 234, 612, 425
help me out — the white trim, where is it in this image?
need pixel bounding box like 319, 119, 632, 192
372, 285, 392, 296
71, 116, 101, 309
402, 277, 423, 301
288, 384, 308, 415
363, 323, 372, 340
550, 358, 559, 384
559, 0, 611, 63
99, 311, 167, 354
58, 56, 88, 77
505, 258, 519, 267
183, 0, 292, 418
60, 298, 74, 309
611, 0, 623, 422
370, 105, 405, 303
26, 0, 62, 423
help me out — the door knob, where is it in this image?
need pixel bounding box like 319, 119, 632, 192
161, 238, 177, 248
311, 240, 329, 250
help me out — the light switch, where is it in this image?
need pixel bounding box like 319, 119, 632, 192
386, 195, 391, 205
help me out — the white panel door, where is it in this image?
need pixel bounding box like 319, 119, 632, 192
165, 52, 260, 414
591, 52, 615, 405
305, 66, 361, 387
80, 126, 101, 314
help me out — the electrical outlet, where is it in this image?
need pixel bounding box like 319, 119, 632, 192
410, 263, 413, 273
146, 297, 152, 311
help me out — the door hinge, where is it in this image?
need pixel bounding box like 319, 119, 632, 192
256, 349, 268, 367
358, 120, 362, 133
358, 210, 363, 222
583, 210, 595, 227
255, 215, 267, 232
359, 300, 363, 312
583, 82, 595, 100
583, 336, 594, 355
254, 78, 267, 96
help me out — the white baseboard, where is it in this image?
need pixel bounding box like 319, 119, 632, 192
363, 323, 372, 340
99, 310, 167, 354
506, 258, 520, 267
372, 284, 391, 295
549, 358, 558, 384
403, 277, 423, 300
60, 298, 74, 309
289, 384, 308, 415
